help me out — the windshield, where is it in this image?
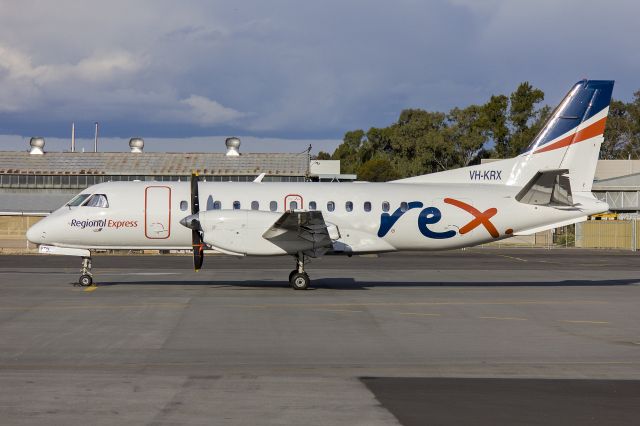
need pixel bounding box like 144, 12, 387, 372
66, 194, 91, 207
85, 194, 109, 208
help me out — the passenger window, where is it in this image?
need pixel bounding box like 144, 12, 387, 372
345, 201, 353, 212
400, 202, 408, 212
364, 201, 371, 212
213, 201, 221, 210
270, 201, 278, 212
251, 201, 259, 210
233, 201, 241, 210
66, 194, 91, 207
85, 194, 109, 208
382, 201, 390, 212
327, 201, 335, 212
289, 201, 298, 210
309, 201, 317, 210
180, 200, 188, 211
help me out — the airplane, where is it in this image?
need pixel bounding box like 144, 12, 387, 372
26, 79, 614, 290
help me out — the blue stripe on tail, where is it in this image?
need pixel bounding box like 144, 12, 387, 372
522, 80, 614, 154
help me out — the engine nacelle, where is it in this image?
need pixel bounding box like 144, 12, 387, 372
197, 209, 318, 256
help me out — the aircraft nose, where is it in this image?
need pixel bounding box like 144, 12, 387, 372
26, 219, 46, 244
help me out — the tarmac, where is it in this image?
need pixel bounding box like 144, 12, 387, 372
0, 248, 639, 425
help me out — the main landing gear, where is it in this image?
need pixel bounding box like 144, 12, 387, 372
289, 252, 310, 290
78, 256, 93, 287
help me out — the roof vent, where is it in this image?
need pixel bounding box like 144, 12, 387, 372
129, 137, 144, 153
225, 137, 241, 156
29, 137, 45, 155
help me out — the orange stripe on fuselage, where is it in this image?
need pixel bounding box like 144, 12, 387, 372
534, 116, 607, 154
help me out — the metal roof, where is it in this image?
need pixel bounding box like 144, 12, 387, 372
0, 152, 310, 176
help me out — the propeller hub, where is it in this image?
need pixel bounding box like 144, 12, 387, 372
180, 213, 200, 230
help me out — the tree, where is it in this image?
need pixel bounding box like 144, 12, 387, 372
601, 99, 629, 159
314, 151, 332, 160
331, 130, 365, 174
357, 157, 401, 182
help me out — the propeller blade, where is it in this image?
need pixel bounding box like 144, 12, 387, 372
190, 173, 204, 271
192, 229, 204, 271
191, 172, 200, 214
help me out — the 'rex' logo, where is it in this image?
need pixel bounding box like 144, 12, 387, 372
444, 198, 499, 238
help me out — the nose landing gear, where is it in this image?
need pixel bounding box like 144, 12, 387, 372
78, 256, 93, 287
289, 252, 311, 290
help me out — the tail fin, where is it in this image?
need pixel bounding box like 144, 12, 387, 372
516, 79, 614, 191
392, 79, 614, 190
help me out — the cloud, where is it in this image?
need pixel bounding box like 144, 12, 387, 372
179, 95, 246, 125
0, 0, 638, 141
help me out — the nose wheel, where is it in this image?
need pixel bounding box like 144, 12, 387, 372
77, 256, 94, 287
289, 252, 311, 290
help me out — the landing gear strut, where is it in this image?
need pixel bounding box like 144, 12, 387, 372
78, 256, 93, 287
289, 252, 310, 290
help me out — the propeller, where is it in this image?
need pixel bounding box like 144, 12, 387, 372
190, 173, 204, 271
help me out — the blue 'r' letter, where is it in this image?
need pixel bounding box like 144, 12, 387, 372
377, 201, 423, 237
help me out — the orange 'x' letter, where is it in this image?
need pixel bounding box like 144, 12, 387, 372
443, 198, 499, 238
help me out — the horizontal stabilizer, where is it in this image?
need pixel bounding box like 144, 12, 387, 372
516, 169, 573, 206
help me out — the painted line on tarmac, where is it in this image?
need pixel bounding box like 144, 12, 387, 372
398, 312, 441, 317
83, 286, 98, 293
495, 254, 528, 262
96, 272, 182, 276
312, 308, 364, 313
479, 316, 528, 321
0, 303, 188, 311
560, 320, 610, 324
227, 300, 607, 309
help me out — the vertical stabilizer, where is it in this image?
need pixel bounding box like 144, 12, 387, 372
392, 80, 614, 189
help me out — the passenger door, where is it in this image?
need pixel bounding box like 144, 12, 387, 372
145, 186, 171, 239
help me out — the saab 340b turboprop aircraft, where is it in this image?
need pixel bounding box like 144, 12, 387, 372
27, 80, 614, 289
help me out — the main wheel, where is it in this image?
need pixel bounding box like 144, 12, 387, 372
288, 269, 297, 285
290, 272, 310, 290
79, 274, 93, 287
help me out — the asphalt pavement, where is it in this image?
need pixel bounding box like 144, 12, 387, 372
0, 249, 639, 425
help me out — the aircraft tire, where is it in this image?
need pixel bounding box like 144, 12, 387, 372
79, 274, 93, 287
288, 270, 297, 285
290, 272, 310, 290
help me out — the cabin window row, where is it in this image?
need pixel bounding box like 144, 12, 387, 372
189, 199, 404, 213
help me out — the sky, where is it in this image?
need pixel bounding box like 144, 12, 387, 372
0, 0, 638, 154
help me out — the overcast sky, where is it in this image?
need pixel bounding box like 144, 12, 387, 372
0, 0, 638, 153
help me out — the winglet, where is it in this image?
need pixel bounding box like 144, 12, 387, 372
253, 173, 266, 183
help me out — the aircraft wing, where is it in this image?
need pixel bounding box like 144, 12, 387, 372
262, 210, 334, 257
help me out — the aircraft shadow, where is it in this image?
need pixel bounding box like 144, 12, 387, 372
93, 278, 639, 290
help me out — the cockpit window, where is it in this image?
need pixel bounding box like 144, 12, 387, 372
84, 194, 109, 208
66, 194, 91, 207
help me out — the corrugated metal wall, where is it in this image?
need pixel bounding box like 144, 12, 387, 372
576, 220, 637, 250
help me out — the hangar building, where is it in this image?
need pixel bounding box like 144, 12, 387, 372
0, 137, 355, 250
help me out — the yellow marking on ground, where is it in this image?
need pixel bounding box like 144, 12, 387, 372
0, 303, 188, 311
560, 320, 610, 324
227, 300, 606, 309
479, 316, 528, 321
83, 286, 98, 293
495, 254, 527, 262
398, 312, 441, 317
312, 308, 364, 313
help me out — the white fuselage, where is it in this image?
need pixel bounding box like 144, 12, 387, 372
27, 180, 606, 254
